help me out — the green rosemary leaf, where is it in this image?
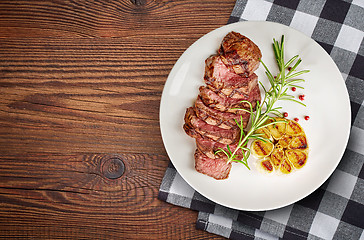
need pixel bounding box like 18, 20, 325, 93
280, 93, 295, 99
290, 58, 302, 71
240, 100, 254, 113
260, 59, 274, 81
271, 106, 283, 111
282, 87, 289, 95
270, 110, 283, 116
215, 148, 229, 157
254, 136, 272, 143
284, 98, 307, 106
231, 158, 251, 170
286, 78, 305, 84
259, 81, 268, 93
227, 145, 233, 155
286, 70, 310, 79
234, 119, 243, 130
284, 55, 299, 69
288, 84, 304, 89
240, 147, 250, 152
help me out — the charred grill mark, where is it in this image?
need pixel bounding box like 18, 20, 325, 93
256, 141, 268, 155
293, 151, 306, 166
298, 137, 307, 149
271, 151, 283, 167
290, 135, 307, 149
299, 144, 307, 149
216, 119, 223, 127
262, 160, 273, 172
298, 159, 305, 166
292, 152, 303, 166
281, 160, 292, 173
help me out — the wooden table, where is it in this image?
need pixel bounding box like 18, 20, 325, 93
0, 0, 235, 239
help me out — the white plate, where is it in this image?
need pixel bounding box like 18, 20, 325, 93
159, 21, 351, 211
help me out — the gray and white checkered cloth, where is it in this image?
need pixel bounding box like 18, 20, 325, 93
159, 0, 364, 239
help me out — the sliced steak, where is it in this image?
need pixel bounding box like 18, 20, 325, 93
204, 55, 258, 94
218, 31, 262, 77
183, 31, 262, 180
194, 149, 232, 180
194, 96, 250, 129
199, 84, 261, 113
218, 78, 257, 99
184, 107, 239, 145
196, 136, 245, 160
183, 120, 199, 139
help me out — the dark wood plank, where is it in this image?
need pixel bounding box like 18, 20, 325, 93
0, 153, 224, 239
0, 0, 235, 238
0, 37, 180, 155
0, 0, 234, 39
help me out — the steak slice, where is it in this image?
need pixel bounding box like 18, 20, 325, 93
199, 84, 261, 113
218, 31, 262, 77
183, 120, 199, 139
204, 55, 258, 94
184, 107, 239, 145
218, 77, 257, 99
194, 149, 232, 180
194, 96, 250, 129
195, 136, 245, 160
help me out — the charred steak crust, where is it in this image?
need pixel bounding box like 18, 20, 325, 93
184, 107, 239, 145
194, 96, 249, 130
195, 136, 245, 160
183, 31, 262, 179
199, 84, 261, 113
204, 55, 258, 95
218, 31, 262, 77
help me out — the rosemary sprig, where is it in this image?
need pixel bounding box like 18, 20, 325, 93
216, 35, 309, 168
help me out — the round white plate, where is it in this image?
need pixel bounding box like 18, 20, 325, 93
159, 21, 351, 211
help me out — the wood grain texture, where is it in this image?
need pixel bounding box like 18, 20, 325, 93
0, 0, 235, 239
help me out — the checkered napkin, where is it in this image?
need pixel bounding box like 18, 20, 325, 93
159, 0, 364, 239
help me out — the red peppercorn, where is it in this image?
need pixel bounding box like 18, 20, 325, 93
291, 87, 296, 91
294, 118, 299, 122
299, 95, 305, 101
283, 112, 288, 117
304, 116, 310, 120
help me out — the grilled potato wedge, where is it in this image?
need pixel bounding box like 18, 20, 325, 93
254, 127, 272, 141
286, 120, 304, 136
270, 146, 285, 169
289, 135, 308, 150
260, 158, 274, 173
266, 117, 287, 140
280, 159, 293, 174
286, 149, 308, 169
251, 139, 274, 159
278, 135, 293, 148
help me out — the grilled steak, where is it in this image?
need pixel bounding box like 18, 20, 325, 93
183, 31, 262, 179
218, 79, 257, 99
199, 84, 261, 113
184, 107, 239, 145
195, 136, 245, 160
194, 149, 232, 180
218, 31, 262, 77
204, 55, 258, 94
194, 96, 250, 129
